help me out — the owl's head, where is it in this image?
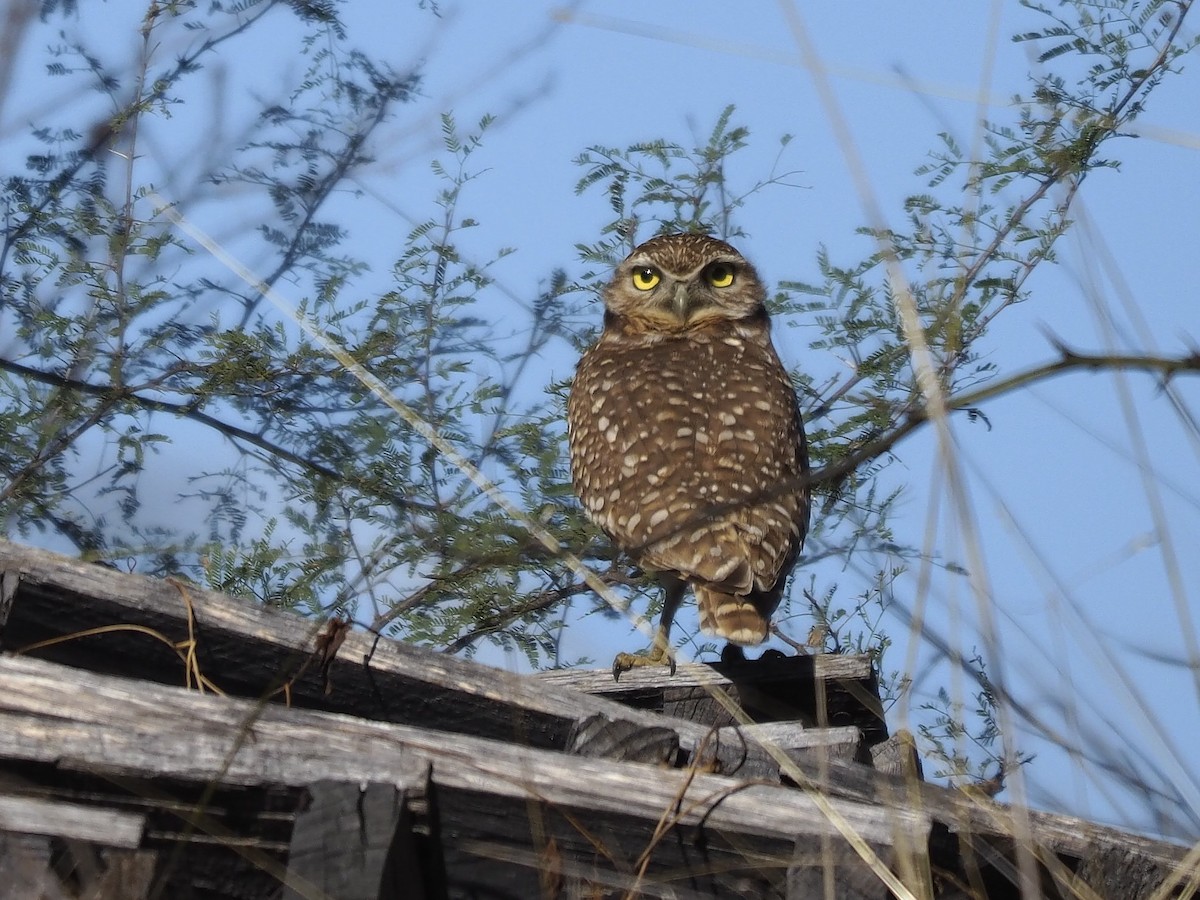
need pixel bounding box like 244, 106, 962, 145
603, 233, 767, 331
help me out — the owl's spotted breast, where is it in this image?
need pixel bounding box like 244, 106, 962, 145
571, 327, 802, 586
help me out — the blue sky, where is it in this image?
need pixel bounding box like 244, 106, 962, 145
5, 1, 1199, 838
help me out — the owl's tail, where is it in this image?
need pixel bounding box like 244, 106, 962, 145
695, 586, 772, 646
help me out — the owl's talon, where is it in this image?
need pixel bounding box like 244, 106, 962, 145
611, 645, 675, 682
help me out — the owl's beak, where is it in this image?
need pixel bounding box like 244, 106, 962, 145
671, 282, 691, 322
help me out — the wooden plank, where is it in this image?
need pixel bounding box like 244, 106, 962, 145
284, 780, 436, 900
0, 793, 145, 847
0, 805, 155, 900
566, 714, 680, 764
0, 568, 17, 631
76, 848, 157, 900
950, 804, 1192, 870
566, 712, 864, 779
535, 653, 874, 692
0, 654, 926, 849
787, 838, 894, 900
1071, 841, 1185, 900
438, 787, 802, 898
0, 832, 55, 899
707, 722, 864, 780
0, 539, 735, 754
868, 729, 923, 780
537, 653, 888, 746
721, 721, 863, 759
771, 750, 1192, 872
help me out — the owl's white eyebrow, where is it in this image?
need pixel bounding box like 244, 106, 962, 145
626, 256, 741, 277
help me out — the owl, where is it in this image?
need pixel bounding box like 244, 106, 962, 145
567, 233, 810, 679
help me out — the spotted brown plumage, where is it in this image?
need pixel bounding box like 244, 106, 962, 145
567, 233, 810, 678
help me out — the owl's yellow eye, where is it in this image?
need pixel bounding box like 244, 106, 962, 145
705, 262, 735, 288
631, 267, 661, 291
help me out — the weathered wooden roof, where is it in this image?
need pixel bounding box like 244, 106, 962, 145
0, 539, 1193, 899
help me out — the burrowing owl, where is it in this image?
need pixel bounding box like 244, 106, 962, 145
567, 233, 810, 678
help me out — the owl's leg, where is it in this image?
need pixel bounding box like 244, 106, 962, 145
612, 576, 685, 681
